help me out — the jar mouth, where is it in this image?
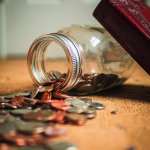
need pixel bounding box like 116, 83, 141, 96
27, 33, 82, 92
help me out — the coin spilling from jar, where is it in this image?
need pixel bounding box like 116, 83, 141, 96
0, 71, 123, 150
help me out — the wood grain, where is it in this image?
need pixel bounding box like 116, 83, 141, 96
0, 59, 150, 150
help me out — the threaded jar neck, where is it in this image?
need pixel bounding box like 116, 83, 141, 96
27, 33, 83, 92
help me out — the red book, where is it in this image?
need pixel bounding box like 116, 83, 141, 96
93, 0, 150, 75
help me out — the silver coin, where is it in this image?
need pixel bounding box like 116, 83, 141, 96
65, 98, 88, 111
16, 120, 45, 134
86, 113, 96, 119
89, 102, 105, 110
79, 97, 92, 105
46, 141, 78, 150
84, 107, 96, 114
0, 121, 17, 135
0, 115, 8, 124
0, 92, 31, 99
0, 98, 11, 103
64, 98, 75, 105
44, 125, 67, 136
31, 86, 44, 98
67, 107, 83, 114
11, 109, 33, 116
1, 103, 17, 109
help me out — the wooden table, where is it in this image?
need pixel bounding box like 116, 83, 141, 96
0, 59, 150, 150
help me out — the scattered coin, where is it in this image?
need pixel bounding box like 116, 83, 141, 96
0, 92, 31, 99
46, 141, 78, 150
0, 121, 17, 135
44, 125, 67, 137
85, 112, 96, 119
84, 107, 96, 114
0, 110, 9, 115
0, 143, 11, 150
11, 96, 25, 107
89, 102, 105, 110
0, 71, 110, 149
79, 97, 92, 105
71, 99, 88, 111
31, 87, 42, 99
52, 91, 72, 99
16, 121, 46, 134
1, 103, 17, 109
11, 109, 33, 116
23, 110, 55, 122
67, 107, 83, 114
65, 113, 87, 125
0, 115, 8, 124
0, 98, 11, 103
50, 100, 69, 111
83, 107, 96, 119
15, 146, 46, 150
41, 92, 51, 101
65, 98, 88, 112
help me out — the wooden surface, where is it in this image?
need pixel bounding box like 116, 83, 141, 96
0, 59, 150, 150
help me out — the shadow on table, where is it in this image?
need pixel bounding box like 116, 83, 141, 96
98, 84, 150, 102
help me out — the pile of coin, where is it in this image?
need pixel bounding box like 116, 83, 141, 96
0, 71, 106, 150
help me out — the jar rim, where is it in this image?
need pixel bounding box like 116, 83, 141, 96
27, 33, 82, 92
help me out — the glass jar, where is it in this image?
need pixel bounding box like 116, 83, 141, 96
27, 25, 135, 95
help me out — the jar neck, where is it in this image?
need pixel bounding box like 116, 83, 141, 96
27, 33, 83, 92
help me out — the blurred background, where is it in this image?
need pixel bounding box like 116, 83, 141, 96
0, 0, 101, 59
0, 0, 150, 59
